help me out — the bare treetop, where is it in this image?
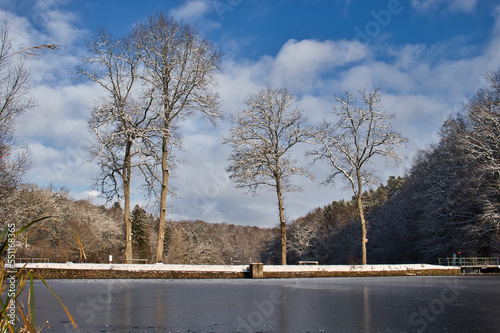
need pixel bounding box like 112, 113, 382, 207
132, 12, 222, 124
311, 89, 406, 194
225, 87, 313, 194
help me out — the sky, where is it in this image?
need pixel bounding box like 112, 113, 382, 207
2, 0, 500, 227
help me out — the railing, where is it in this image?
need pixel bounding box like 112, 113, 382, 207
15, 258, 50, 264
438, 257, 499, 267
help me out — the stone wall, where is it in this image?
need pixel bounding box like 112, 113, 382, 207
25, 266, 461, 279
29, 268, 247, 279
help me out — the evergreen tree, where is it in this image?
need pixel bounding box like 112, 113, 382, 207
131, 205, 151, 260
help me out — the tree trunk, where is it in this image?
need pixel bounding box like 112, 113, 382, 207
123, 140, 133, 261
357, 191, 367, 265
156, 133, 170, 263
276, 182, 287, 265
355, 169, 367, 265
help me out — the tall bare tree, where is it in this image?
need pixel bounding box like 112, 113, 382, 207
0, 25, 34, 206
224, 87, 313, 265
0, 24, 58, 221
309, 89, 406, 265
78, 28, 153, 261
131, 12, 222, 262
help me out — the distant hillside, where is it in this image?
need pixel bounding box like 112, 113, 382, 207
162, 220, 275, 264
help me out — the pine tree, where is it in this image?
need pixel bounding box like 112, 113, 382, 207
131, 205, 151, 260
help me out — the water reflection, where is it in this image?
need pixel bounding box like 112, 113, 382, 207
280, 285, 288, 333
363, 284, 371, 333
121, 284, 131, 328
154, 284, 164, 326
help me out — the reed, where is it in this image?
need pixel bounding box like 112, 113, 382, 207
0, 217, 76, 332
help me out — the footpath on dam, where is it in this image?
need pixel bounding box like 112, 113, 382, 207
14, 262, 461, 279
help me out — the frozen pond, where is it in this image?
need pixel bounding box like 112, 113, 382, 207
32, 276, 500, 332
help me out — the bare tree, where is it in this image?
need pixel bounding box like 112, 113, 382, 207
0, 24, 58, 221
224, 87, 313, 265
131, 12, 222, 262
0, 25, 34, 206
309, 89, 406, 265
77, 28, 153, 261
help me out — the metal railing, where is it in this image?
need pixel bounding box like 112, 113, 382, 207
15, 258, 50, 264
125, 259, 148, 264
438, 257, 499, 267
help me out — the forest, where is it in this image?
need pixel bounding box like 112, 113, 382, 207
0, 11, 499, 265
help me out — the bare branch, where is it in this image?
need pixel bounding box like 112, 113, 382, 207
13, 44, 61, 59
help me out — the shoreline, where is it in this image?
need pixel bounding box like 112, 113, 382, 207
15, 263, 463, 279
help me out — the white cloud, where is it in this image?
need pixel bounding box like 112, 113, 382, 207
411, 0, 478, 13
170, 0, 221, 31
218, 57, 273, 114
0, 9, 39, 53
44, 10, 86, 45
218, 38, 369, 103
17, 83, 98, 148
171, 0, 211, 21
85, 190, 100, 197
270, 39, 368, 93
28, 142, 63, 166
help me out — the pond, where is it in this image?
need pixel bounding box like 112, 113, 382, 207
31, 276, 500, 332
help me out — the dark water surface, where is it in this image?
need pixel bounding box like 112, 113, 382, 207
32, 276, 500, 333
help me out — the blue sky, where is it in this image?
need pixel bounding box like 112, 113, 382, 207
2, 0, 500, 227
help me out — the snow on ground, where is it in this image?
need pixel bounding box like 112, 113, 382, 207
15, 263, 249, 272
263, 264, 458, 272
15, 263, 457, 272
